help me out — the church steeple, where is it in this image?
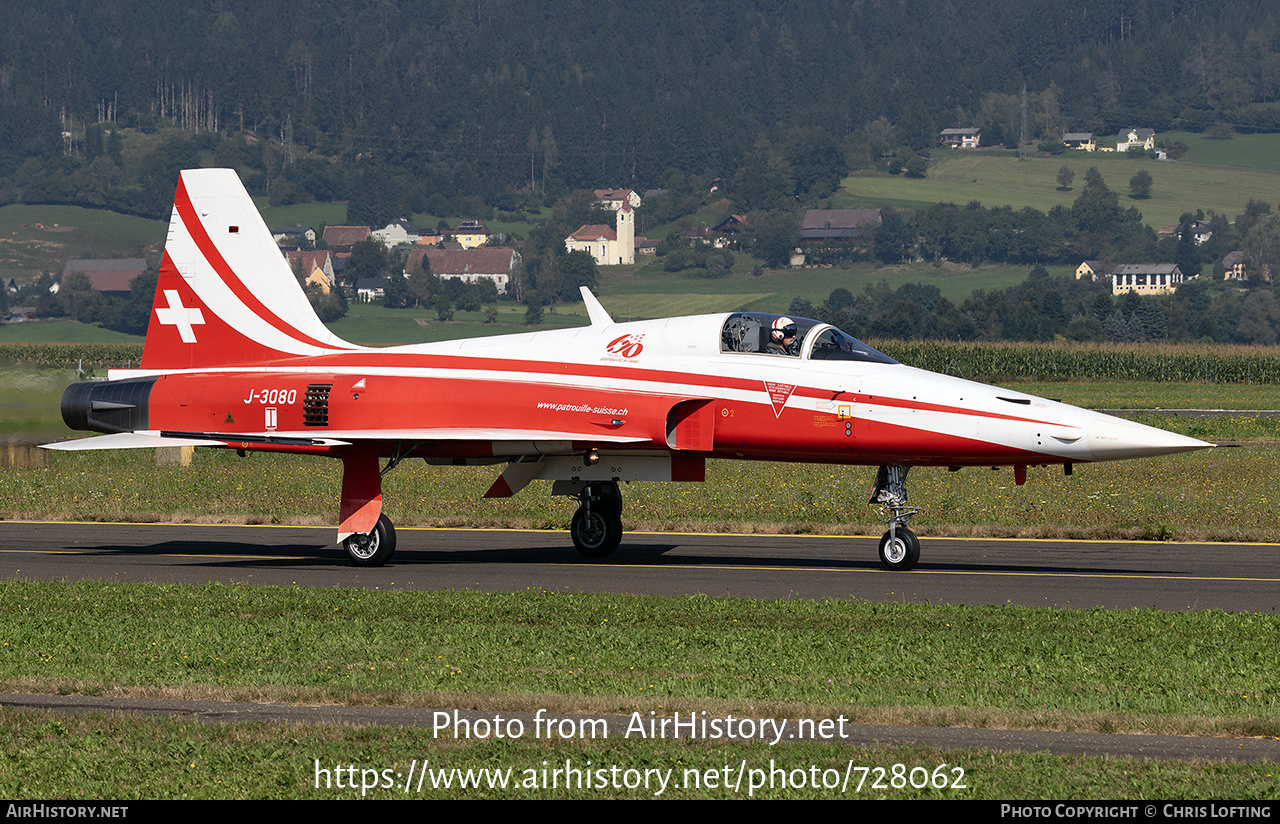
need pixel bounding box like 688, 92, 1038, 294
615, 201, 635, 264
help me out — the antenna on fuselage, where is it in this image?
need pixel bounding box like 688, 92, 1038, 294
580, 287, 615, 327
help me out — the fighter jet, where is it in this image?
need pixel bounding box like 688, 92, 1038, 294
46, 169, 1212, 570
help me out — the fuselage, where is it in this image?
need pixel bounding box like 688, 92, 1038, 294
88, 310, 1206, 468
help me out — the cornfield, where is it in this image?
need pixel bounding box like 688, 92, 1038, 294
873, 340, 1280, 385
0, 343, 144, 371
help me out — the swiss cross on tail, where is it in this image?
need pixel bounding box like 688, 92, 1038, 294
141, 248, 268, 369
141, 253, 229, 369
155, 289, 205, 342
142, 257, 210, 362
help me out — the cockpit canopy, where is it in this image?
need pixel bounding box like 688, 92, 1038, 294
720, 312, 897, 364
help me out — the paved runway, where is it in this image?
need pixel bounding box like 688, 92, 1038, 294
2, 521, 1277, 612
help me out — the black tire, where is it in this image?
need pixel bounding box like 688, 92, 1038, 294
343, 513, 396, 566
878, 527, 920, 571
570, 506, 622, 558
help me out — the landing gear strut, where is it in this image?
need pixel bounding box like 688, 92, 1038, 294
869, 465, 920, 571
569, 481, 623, 558
342, 513, 396, 566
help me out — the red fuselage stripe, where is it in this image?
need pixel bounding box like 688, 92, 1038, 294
220, 349, 1064, 430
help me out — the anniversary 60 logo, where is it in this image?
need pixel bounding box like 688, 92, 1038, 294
606, 333, 645, 358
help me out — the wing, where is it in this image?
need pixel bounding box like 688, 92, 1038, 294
43, 426, 648, 453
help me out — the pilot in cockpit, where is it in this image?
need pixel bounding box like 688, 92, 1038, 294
766, 317, 800, 356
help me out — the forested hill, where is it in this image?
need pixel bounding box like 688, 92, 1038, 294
5, 0, 1280, 211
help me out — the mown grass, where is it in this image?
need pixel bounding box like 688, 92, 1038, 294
837, 150, 1280, 229
0, 580, 1276, 798
1003, 381, 1280, 411
324, 301, 585, 346
0, 581, 1276, 733
3, 709, 1272, 799
0, 368, 77, 436
1173, 131, 1280, 172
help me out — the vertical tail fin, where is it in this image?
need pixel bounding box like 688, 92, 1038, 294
141, 168, 358, 370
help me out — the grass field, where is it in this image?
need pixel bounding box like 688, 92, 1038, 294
10, 707, 1270, 799
0, 204, 166, 283
0, 368, 79, 435
837, 146, 1280, 229
1006, 381, 1280, 410
326, 301, 587, 345
1173, 131, 1280, 172
0, 320, 143, 344
0, 581, 1274, 799
251, 198, 347, 231
597, 258, 1053, 320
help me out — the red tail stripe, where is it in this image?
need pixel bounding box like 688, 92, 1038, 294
173, 177, 355, 353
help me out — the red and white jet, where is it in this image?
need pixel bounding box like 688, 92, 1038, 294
47, 169, 1212, 570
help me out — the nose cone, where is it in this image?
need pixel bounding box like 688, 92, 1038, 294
1087, 414, 1213, 461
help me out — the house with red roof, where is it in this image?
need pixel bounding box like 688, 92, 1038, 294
405, 247, 520, 295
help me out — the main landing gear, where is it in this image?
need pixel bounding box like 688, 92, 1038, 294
869, 465, 921, 571
342, 513, 397, 567
569, 481, 623, 558
338, 444, 410, 567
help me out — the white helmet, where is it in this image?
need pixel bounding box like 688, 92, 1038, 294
771, 317, 797, 342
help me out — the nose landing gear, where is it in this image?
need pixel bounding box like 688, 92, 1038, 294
568, 481, 623, 558
870, 465, 921, 571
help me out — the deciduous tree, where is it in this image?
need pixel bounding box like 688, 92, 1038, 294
1129, 170, 1153, 199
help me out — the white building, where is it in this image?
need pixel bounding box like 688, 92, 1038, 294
593, 188, 642, 210
1111, 263, 1186, 295
371, 219, 422, 249
565, 202, 635, 265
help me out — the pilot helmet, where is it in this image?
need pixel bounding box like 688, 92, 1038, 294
771, 317, 797, 342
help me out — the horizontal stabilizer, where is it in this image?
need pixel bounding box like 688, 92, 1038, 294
40, 432, 228, 451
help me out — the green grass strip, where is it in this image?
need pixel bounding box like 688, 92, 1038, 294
1, 580, 1275, 738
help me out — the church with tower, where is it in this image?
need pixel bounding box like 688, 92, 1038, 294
564, 193, 636, 265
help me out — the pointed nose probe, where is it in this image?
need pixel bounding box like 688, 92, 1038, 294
1085, 414, 1213, 462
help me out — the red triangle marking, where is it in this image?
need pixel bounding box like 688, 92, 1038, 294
763, 381, 795, 418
